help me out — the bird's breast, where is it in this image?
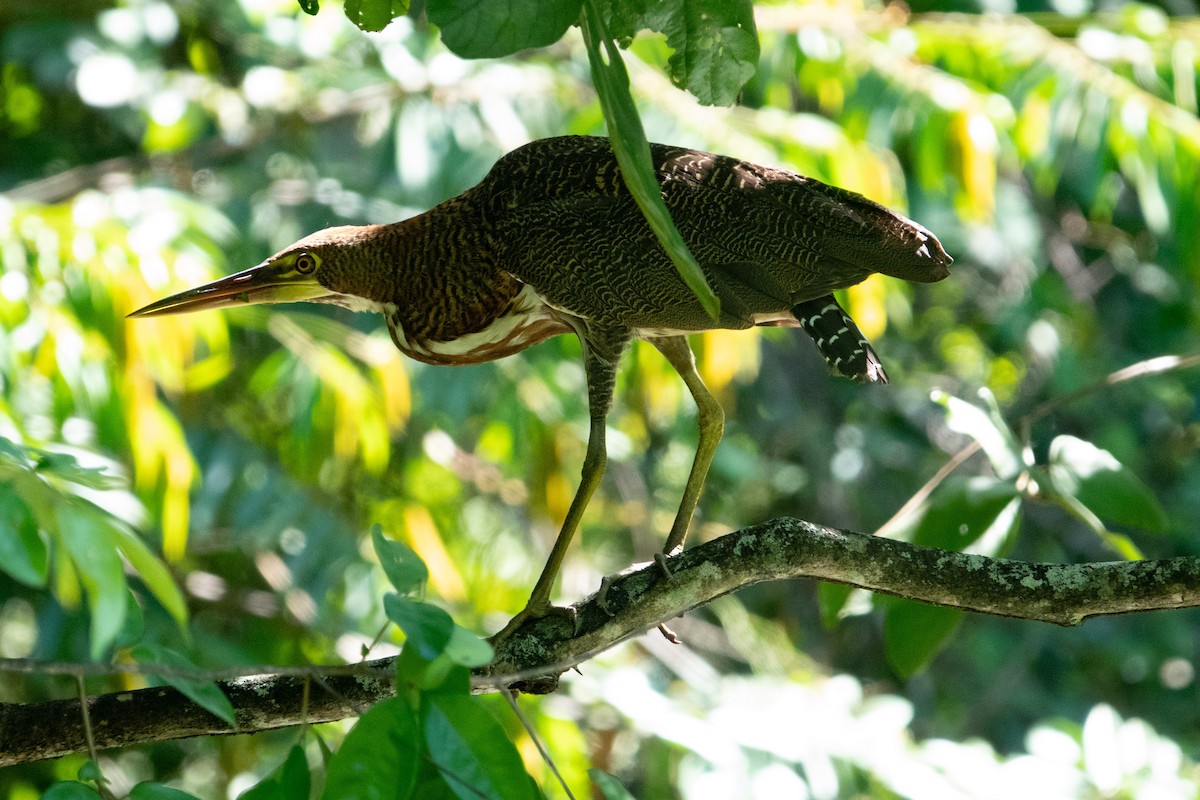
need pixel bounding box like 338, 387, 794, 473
386, 284, 570, 366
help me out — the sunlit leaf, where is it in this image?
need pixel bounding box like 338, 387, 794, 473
1048, 435, 1168, 534
343, 0, 409, 32
607, 0, 759, 106
933, 389, 1023, 479
427, 0, 582, 57
890, 475, 1021, 555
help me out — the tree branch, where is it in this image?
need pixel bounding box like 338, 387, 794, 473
4, 517, 1199, 766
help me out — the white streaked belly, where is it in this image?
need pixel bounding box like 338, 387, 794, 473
388, 284, 568, 365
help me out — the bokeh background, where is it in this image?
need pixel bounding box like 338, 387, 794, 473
3, 0, 1200, 796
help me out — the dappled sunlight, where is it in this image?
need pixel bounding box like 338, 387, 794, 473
4, 0, 1200, 795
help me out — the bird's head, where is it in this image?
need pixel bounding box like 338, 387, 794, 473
129, 225, 394, 319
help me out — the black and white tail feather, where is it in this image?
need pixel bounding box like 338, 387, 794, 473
792, 297, 888, 384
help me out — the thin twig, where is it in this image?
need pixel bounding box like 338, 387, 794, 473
503, 691, 577, 800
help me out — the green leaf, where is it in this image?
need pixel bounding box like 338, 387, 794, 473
894, 475, 1021, 554
422, 694, 538, 800
34, 451, 121, 489
933, 389, 1023, 479
132, 645, 238, 727
57, 503, 128, 659
816, 582, 854, 628
108, 520, 190, 631
130, 782, 204, 800
1048, 435, 1168, 534
581, 0, 719, 319
279, 745, 311, 798
78, 761, 104, 782
590, 769, 636, 799
607, 0, 759, 106
422, 663, 471, 696
0, 485, 48, 587
115, 587, 147, 648
427, 0, 582, 58
373, 525, 428, 595
883, 600, 963, 679
385, 594, 455, 660
322, 697, 420, 800
343, 0, 409, 32
237, 777, 282, 800
444, 624, 493, 668
296, 0, 319, 14
41, 782, 103, 800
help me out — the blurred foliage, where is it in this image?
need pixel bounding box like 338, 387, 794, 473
3, 0, 1200, 797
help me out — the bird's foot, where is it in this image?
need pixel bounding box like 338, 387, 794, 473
489, 602, 578, 648
653, 552, 683, 644
597, 575, 618, 617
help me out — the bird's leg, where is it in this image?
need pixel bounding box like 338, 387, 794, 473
651, 336, 725, 562
490, 325, 627, 644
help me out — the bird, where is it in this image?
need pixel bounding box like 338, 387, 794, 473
130, 135, 952, 642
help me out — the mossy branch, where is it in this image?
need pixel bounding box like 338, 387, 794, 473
4, 517, 1199, 766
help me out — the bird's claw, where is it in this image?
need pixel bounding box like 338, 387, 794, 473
489, 603, 579, 647
654, 551, 676, 580
597, 575, 618, 617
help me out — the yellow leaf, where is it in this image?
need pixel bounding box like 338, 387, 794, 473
402, 504, 465, 602
845, 275, 888, 341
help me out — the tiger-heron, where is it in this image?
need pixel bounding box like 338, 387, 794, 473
131, 135, 952, 640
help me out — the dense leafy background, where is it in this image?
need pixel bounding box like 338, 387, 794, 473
3, 0, 1200, 796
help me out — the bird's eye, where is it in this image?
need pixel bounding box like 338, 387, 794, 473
295, 253, 317, 274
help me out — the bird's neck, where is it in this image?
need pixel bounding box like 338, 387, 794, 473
336, 198, 565, 363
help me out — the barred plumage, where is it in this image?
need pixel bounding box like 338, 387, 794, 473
130, 135, 952, 644
793, 297, 887, 384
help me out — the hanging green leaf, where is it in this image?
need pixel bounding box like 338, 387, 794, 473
426, 0, 582, 58
342, 0, 410, 32
581, 0, 719, 318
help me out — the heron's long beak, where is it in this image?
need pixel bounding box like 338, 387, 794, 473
128, 262, 331, 318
